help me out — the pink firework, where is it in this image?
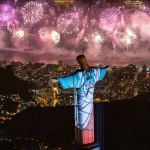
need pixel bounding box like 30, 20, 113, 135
22, 2, 44, 24
0, 4, 15, 26
76, 27, 85, 43
39, 27, 51, 42
57, 12, 80, 35
100, 7, 122, 33
131, 11, 150, 29
112, 30, 124, 45
7, 20, 19, 32
139, 6, 150, 16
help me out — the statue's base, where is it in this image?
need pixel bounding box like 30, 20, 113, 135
72, 143, 100, 150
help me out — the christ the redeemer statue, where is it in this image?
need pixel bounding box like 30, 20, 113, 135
51, 55, 108, 145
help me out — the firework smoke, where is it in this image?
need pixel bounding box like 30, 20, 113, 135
0, 1, 149, 66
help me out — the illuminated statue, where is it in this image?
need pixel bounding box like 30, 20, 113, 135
51, 55, 108, 145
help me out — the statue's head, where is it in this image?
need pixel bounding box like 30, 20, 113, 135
76, 55, 88, 68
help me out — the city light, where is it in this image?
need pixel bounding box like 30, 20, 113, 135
54, 0, 74, 3
124, 0, 144, 7
0, 60, 149, 124
54, 0, 74, 7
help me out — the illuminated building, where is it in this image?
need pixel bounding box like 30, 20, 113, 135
123, 0, 144, 7
58, 60, 63, 66
54, 0, 74, 2
54, 0, 75, 7
53, 87, 58, 107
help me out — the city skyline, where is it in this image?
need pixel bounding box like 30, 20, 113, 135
0, 50, 149, 67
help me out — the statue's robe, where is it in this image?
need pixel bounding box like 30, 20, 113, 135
57, 67, 107, 144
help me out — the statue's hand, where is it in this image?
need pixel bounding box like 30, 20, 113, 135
105, 65, 109, 69
51, 77, 58, 83
50, 77, 62, 89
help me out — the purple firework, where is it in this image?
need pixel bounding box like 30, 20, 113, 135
0, 4, 15, 26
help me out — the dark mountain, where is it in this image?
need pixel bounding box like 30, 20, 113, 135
3, 106, 74, 149
0, 66, 33, 101
2, 92, 150, 149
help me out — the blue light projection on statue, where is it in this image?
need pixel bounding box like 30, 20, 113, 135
57, 67, 107, 144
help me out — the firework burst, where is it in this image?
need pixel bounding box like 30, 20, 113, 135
91, 32, 104, 44
22, 2, 44, 25
126, 28, 136, 39
139, 6, 150, 16
76, 28, 85, 42
39, 27, 51, 42
122, 35, 133, 47
50, 30, 60, 44
131, 11, 150, 29
0, 4, 15, 26
100, 7, 122, 33
12, 28, 26, 40
57, 12, 80, 35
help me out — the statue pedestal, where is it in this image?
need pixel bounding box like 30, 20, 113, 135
72, 143, 100, 150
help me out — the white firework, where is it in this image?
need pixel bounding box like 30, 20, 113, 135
91, 32, 104, 44
123, 35, 132, 47
126, 28, 136, 39
50, 30, 60, 44
12, 28, 26, 40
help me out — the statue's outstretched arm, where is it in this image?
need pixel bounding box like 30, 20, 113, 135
51, 71, 82, 89
98, 66, 109, 81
